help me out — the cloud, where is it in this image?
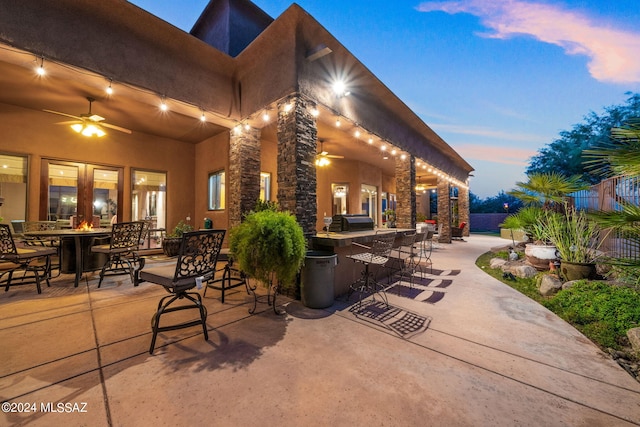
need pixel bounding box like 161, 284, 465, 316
451, 143, 536, 166
416, 0, 640, 84
430, 123, 548, 144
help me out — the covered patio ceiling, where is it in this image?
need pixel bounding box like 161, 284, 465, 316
0, 42, 438, 187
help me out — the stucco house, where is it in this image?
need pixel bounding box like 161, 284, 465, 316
0, 0, 473, 243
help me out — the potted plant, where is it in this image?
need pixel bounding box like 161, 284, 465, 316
384, 209, 396, 228
229, 207, 306, 299
504, 173, 588, 270
162, 220, 194, 257
540, 205, 608, 281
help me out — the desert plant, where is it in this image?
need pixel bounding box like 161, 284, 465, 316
500, 206, 546, 242
541, 206, 607, 264
229, 209, 306, 290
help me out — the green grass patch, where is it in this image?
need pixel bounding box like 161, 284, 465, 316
543, 281, 640, 349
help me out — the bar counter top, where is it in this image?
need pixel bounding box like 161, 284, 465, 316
311, 228, 413, 249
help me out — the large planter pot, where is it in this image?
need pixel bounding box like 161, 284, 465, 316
162, 237, 182, 257
524, 243, 558, 270
560, 261, 597, 281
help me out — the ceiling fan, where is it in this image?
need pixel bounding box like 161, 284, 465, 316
316, 139, 343, 166
43, 96, 132, 137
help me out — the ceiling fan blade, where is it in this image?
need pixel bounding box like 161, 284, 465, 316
101, 122, 132, 134
43, 109, 83, 120
319, 151, 329, 156
55, 120, 82, 125
327, 154, 344, 159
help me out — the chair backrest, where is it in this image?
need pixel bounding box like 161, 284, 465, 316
23, 221, 58, 232
458, 222, 467, 230
0, 224, 18, 256
110, 221, 145, 250
371, 231, 397, 261
172, 229, 226, 285
10, 220, 25, 234
399, 231, 417, 255
416, 230, 434, 257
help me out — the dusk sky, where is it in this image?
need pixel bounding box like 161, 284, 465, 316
129, 0, 640, 198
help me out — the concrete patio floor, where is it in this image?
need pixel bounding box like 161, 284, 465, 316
1, 234, 639, 426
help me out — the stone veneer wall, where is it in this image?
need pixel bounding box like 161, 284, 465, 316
395, 153, 416, 229
437, 179, 451, 243
276, 95, 317, 237
458, 185, 470, 236
228, 126, 261, 229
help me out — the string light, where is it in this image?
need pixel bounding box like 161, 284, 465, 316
36, 56, 45, 76
106, 80, 113, 95
200, 111, 206, 122
262, 111, 270, 122
160, 97, 168, 111
335, 118, 341, 127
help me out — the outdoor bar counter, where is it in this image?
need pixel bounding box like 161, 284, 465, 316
311, 228, 410, 297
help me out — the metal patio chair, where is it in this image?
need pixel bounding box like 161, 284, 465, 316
0, 224, 57, 294
91, 221, 145, 287
139, 229, 225, 354
346, 230, 397, 308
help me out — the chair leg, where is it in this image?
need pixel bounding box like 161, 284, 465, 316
149, 292, 209, 355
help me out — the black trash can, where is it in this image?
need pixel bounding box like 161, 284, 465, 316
301, 251, 337, 309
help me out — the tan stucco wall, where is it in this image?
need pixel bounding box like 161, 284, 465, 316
0, 102, 195, 227
195, 132, 229, 231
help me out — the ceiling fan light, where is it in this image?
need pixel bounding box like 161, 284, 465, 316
70, 123, 83, 133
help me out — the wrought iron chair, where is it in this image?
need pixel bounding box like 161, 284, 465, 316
0, 224, 57, 294
388, 231, 418, 286
346, 231, 396, 308
139, 229, 225, 354
413, 230, 434, 278
22, 220, 61, 277
91, 221, 145, 287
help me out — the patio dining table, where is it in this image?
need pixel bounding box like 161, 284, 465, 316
23, 228, 111, 288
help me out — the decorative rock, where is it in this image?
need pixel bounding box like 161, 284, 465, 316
562, 280, 580, 290
511, 265, 538, 279
490, 258, 507, 269
539, 274, 563, 296
628, 327, 640, 357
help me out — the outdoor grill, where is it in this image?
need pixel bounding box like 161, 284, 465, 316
328, 214, 375, 232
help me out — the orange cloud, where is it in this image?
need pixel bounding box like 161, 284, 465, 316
416, 0, 640, 83
451, 143, 537, 166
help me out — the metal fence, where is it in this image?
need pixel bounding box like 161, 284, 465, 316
571, 175, 640, 259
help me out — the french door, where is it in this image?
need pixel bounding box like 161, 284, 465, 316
40, 159, 123, 227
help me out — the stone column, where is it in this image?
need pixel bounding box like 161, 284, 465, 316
458, 185, 470, 236
395, 153, 416, 229
276, 95, 317, 237
228, 126, 261, 229
437, 178, 451, 243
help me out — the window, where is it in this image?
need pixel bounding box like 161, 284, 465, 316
0, 153, 28, 224
208, 171, 225, 210
331, 183, 348, 215
132, 169, 166, 231
260, 172, 271, 201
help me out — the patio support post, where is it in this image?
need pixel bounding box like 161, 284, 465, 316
228, 126, 261, 229
458, 185, 470, 236
395, 153, 416, 229
437, 178, 452, 243
276, 95, 317, 238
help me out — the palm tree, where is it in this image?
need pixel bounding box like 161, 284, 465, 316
508, 172, 588, 212
584, 118, 640, 284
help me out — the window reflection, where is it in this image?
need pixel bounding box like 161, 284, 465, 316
0, 154, 27, 225
332, 183, 348, 215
